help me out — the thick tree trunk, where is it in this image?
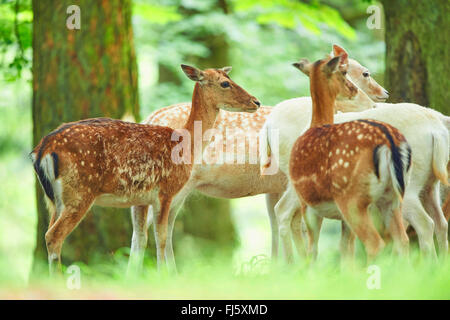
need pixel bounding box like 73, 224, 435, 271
32, 0, 139, 273
382, 0, 450, 242
382, 0, 449, 114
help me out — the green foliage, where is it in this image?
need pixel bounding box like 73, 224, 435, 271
133, 1, 181, 24
132, 0, 383, 116
233, 0, 355, 39
0, 0, 32, 80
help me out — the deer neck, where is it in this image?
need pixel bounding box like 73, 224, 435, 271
310, 79, 336, 128
184, 83, 220, 160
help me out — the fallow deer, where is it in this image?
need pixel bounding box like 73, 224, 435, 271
331, 45, 389, 104
31, 65, 260, 274
288, 55, 412, 262
261, 47, 448, 262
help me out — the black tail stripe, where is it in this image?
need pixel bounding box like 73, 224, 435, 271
357, 119, 406, 195
52, 152, 59, 179
406, 144, 412, 171
373, 144, 381, 179
34, 160, 55, 202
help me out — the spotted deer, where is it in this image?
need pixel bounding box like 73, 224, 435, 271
261, 46, 448, 262
288, 55, 411, 262
31, 65, 260, 274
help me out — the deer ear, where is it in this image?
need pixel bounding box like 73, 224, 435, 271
221, 66, 232, 74
324, 56, 341, 75
292, 59, 311, 76
332, 44, 348, 66
181, 64, 205, 81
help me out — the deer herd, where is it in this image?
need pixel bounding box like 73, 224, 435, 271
31, 45, 449, 276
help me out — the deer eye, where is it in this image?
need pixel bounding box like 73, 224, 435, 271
220, 81, 230, 88
342, 71, 347, 76
363, 72, 369, 77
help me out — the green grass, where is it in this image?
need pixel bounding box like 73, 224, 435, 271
1, 250, 449, 299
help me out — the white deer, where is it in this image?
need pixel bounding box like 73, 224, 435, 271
260, 46, 449, 261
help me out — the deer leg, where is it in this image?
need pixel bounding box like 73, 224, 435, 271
164, 184, 193, 273
154, 194, 172, 272
402, 193, 437, 258
423, 182, 448, 256
386, 206, 410, 257
291, 206, 308, 259
45, 196, 94, 276
336, 197, 384, 263
274, 187, 298, 264
304, 207, 323, 261
443, 192, 450, 222
377, 197, 409, 257
266, 193, 281, 260
46, 198, 58, 229
127, 205, 149, 277
340, 221, 356, 264
389, 207, 410, 257
164, 200, 185, 274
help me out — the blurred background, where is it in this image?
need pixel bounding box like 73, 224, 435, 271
0, 0, 448, 287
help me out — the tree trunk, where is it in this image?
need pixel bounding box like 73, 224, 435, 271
156, 0, 237, 261
382, 0, 449, 114
382, 0, 450, 242
32, 0, 139, 274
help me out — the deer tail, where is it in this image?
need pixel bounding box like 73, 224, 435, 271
431, 133, 449, 186
259, 122, 273, 175
30, 147, 59, 204
374, 141, 411, 199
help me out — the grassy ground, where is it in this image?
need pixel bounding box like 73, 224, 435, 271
1, 251, 449, 299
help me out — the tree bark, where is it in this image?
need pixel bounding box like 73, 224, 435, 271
382, 0, 449, 114
382, 0, 449, 242
32, 0, 139, 274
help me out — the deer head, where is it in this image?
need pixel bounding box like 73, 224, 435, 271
294, 53, 375, 112
181, 64, 260, 113
294, 55, 358, 101
293, 55, 359, 127
332, 44, 389, 102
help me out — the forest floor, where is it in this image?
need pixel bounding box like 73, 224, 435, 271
1, 251, 449, 299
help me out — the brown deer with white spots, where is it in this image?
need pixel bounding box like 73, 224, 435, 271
30, 65, 260, 274
288, 56, 412, 261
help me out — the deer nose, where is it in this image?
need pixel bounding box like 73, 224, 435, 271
253, 100, 261, 107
